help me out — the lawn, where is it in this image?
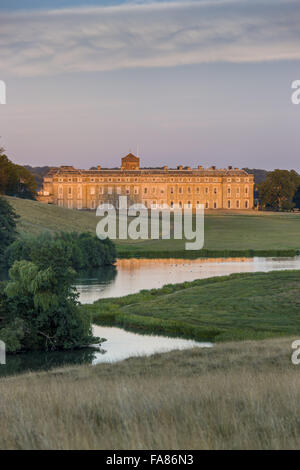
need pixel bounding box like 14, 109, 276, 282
6, 196, 300, 255
84, 270, 300, 341
1, 337, 300, 449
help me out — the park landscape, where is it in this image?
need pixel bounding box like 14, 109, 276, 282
1, 0, 300, 451
1, 194, 300, 449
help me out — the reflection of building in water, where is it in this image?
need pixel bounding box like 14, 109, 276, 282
116, 257, 253, 270
38, 153, 254, 210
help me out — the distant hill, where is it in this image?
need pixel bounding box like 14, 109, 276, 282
243, 168, 269, 184
24, 165, 51, 190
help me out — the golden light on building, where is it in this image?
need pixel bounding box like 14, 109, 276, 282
37, 153, 254, 210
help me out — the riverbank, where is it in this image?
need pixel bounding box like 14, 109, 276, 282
6, 196, 300, 257
0, 336, 298, 449
83, 270, 300, 342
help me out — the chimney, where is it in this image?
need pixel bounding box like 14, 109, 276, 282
210, 165, 216, 170
97, 165, 101, 171
198, 165, 203, 170
186, 166, 191, 171
178, 165, 183, 170
163, 165, 168, 171
228, 165, 232, 170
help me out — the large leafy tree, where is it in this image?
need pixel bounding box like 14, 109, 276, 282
0, 259, 96, 352
259, 169, 300, 211
0, 196, 18, 266
0, 147, 36, 199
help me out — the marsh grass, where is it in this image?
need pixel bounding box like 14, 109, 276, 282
0, 337, 299, 449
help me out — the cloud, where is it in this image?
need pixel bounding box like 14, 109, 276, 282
1, 0, 300, 77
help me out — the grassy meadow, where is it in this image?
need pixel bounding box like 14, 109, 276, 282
84, 270, 300, 342
1, 336, 300, 450
6, 196, 300, 256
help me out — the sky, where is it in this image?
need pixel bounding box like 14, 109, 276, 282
0, 0, 300, 170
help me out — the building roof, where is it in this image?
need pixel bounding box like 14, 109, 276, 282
122, 153, 140, 162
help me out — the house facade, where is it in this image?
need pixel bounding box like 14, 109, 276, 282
37, 153, 254, 210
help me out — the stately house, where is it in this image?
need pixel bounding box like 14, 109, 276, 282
37, 154, 254, 210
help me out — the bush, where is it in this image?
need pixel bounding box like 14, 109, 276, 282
0, 260, 98, 353
5, 231, 117, 271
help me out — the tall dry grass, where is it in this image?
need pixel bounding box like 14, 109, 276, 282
0, 337, 300, 449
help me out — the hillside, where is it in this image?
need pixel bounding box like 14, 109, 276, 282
6, 196, 300, 253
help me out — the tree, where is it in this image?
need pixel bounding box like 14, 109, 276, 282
0, 196, 18, 266
0, 148, 36, 199
0, 260, 97, 352
258, 170, 300, 211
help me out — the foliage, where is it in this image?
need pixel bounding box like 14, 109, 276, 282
0, 148, 36, 199
259, 169, 300, 211
0, 196, 19, 266
0, 260, 97, 353
6, 231, 116, 270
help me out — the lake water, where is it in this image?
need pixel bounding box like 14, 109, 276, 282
2, 256, 300, 377
75, 256, 300, 303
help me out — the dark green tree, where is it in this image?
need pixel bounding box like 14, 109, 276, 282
0, 259, 97, 352
0, 196, 19, 266
0, 148, 36, 199
259, 169, 300, 211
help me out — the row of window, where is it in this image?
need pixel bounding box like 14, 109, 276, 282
59, 186, 250, 197
59, 199, 249, 210
57, 176, 251, 183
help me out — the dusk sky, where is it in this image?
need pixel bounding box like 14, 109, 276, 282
0, 0, 300, 170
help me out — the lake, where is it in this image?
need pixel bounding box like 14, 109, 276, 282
75, 256, 300, 303
2, 255, 300, 377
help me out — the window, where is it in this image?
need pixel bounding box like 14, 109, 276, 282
170, 201, 174, 209
144, 187, 148, 194
214, 187, 217, 194
214, 202, 217, 209
245, 186, 249, 194
228, 200, 231, 209
188, 187, 191, 193
179, 187, 183, 194
170, 187, 174, 194
152, 187, 156, 194
196, 187, 200, 193
108, 187, 113, 195
227, 187, 231, 195
245, 200, 249, 209
187, 201, 191, 208
236, 187, 240, 194
236, 200, 240, 209
205, 202, 209, 209
134, 187, 139, 195
205, 187, 209, 194
196, 201, 200, 209
117, 187, 121, 195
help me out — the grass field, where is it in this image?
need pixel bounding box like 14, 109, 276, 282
84, 270, 300, 342
6, 196, 300, 255
0, 336, 299, 449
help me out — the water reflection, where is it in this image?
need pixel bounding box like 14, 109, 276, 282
0, 347, 97, 378
75, 256, 300, 303
92, 326, 212, 365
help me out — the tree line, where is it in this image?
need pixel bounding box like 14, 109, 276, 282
0, 147, 36, 199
